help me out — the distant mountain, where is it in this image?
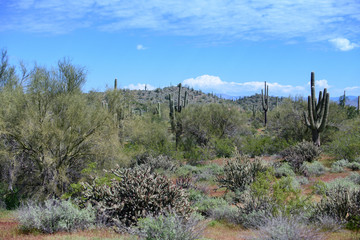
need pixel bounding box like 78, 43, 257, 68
330, 96, 359, 107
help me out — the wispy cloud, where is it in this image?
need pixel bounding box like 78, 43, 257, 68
136, 44, 147, 50
329, 38, 359, 51
125, 83, 155, 90
1, 0, 359, 43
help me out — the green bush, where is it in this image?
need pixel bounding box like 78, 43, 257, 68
274, 162, 295, 178
312, 186, 360, 223
348, 162, 360, 171
281, 141, 321, 172
242, 135, 289, 157
18, 199, 95, 233
79, 166, 191, 227
216, 154, 268, 193
192, 196, 228, 216
136, 212, 205, 240
209, 204, 239, 224
0, 183, 20, 210
302, 161, 327, 177
252, 215, 324, 240
213, 138, 234, 158
325, 118, 360, 161
330, 159, 349, 173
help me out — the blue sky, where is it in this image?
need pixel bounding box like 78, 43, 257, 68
0, 0, 359, 97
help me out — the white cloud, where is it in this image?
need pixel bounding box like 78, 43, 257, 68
183, 75, 305, 96
125, 83, 155, 90
136, 44, 146, 50
329, 38, 359, 51
1, 0, 359, 42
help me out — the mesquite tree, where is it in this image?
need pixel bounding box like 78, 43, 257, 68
303, 72, 330, 147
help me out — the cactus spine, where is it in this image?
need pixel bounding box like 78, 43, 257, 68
261, 81, 269, 126
303, 72, 330, 147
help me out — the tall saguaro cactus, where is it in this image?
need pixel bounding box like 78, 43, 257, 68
304, 72, 330, 147
114, 78, 117, 90
261, 81, 269, 126
358, 96, 360, 114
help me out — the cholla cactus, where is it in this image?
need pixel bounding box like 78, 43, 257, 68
79, 166, 191, 228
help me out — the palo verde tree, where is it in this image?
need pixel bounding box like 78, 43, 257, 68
303, 72, 330, 147
0, 59, 124, 200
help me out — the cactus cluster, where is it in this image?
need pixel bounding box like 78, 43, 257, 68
79, 166, 191, 227
303, 72, 329, 146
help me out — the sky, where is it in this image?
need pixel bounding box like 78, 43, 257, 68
0, 0, 359, 97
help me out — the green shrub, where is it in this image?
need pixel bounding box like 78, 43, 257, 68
348, 162, 360, 171
79, 166, 191, 227
136, 212, 205, 240
312, 186, 360, 223
209, 205, 239, 224
216, 155, 268, 193
274, 162, 295, 178
251, 215, 324, 240
326, 178, 359, 191
346, 172, 360, 185
330, 159, 349, 173
18, 199, 95, 233
281, 141, 321, 172
192, 197, 228, 216
133, 154, 177, 172
243, 136, 289, 157
0, 183, 20, 210
213, 138, 235, 158
302, 161, 327, 176
326, 122, 360, 161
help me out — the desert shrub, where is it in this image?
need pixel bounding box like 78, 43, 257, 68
193, 164, 223, 182
311, 180, 328, 195
133, 154, 177, 172
237, 191, 274, 229
296, 176, 310, 185
238, 171, 311, 229
326, 178, 359, 192
213, 138, 235, 158
136, 211, 205, 240
330, 159, 349, 173
251, 215, 324, 240
325, 119, 360, 161
281, 141, 321, 172
314, 214, 345, 232
274, 162, 295, 178
124, 115, 173, 156
216, 155, 268, 193
78, 166, 191, 227
347, 172, 360, 185
209, 204, 239, 224
192, 196, 228, 216
302, 161, 327, 176
18, 199, 95, 233
312, 186, 360, 223
348, 162, 360, 171
242, 135, 289, 157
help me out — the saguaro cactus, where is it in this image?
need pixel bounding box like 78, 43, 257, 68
304, 72, 330, 147
114, 78, 117, 90
358, 96, 360, 114
261, 81, 269, 126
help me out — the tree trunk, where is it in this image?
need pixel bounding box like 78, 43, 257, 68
312, 129, 320, 147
